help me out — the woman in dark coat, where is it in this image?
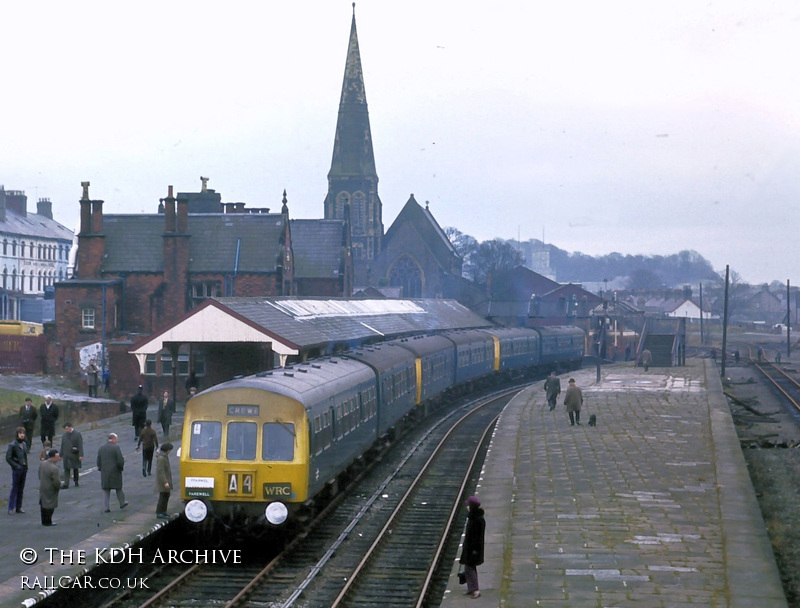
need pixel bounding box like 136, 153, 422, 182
459, 495, 485, 598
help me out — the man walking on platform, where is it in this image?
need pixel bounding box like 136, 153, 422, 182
564, 378, 584, 426
544, 372, 561, 411
136, 420, 159, 476
131, 385, 149, 441
157, 391, 174, 438
97, 433, 128, 512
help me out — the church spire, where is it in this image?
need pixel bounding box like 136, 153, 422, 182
324, 5, 383, 286
328, 5, 377, 178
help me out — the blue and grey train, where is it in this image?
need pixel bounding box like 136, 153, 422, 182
180, 325, 585, 532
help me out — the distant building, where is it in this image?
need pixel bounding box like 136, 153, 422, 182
0, 186, 72, 322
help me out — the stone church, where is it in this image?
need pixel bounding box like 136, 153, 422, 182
323, 9, 462, 297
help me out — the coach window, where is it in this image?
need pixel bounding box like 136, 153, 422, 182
227, 422, 257, 460
190, 421, 222, 459
262, 422, 295, 461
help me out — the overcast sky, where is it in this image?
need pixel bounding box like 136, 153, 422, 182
3, 1, 799, 285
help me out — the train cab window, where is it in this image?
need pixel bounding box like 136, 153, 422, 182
189, 421, 222, 460
262, 422, 295, 461
226, 422, 257, 461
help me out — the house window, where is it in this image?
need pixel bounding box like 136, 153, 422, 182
178, 353, 190, 375
145, 355, 157, 375
161, 355, 173, 375
191, 282, 221, 307
82, 308, 96, 329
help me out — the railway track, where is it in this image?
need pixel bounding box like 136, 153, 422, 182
749, 349, 800, 423
94, 386, 519, 608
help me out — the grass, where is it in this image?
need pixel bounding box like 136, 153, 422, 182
0, 388, 39, 419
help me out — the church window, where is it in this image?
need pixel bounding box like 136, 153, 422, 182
351, 191, 366, 233
389, 255, 423, 298
335, 192, 350, 220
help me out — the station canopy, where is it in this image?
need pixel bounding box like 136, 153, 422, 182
129, 297, 491, 372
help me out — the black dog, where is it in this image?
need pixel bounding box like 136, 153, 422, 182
588, 414, 597, 427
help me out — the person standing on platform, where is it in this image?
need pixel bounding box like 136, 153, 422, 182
39, 449, 62, 526
544, 372, 561, 411
39, 395, 59, 448
564, 378, 583, 426
87, 359, 99, 397
155, 442, 173, 518
19, 398, 37, 453
6, 427, 29, 515
130, 385, 149, 441
641, 348, 652, 372
459, 495, 485, 599
157, 391, 174, 438
97, 433, 128, 513
59, 422, 83, 488
136, 420, 159, 476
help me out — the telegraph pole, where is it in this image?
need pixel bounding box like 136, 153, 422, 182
699, 283, 704, 345
788, 280, 792, 360
721, 265, 729, 378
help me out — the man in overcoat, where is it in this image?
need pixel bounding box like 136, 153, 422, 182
564, 378, 583, 426
39, 395, 59, 447
157, 391, 175, 438
19, 398, 37, 453
544, 372, 561, 411
59, 422, 84, 488
39, 449, 62, 526
130, 385, 149, 441
155, 442, 173, 518
97, 433, 128, 512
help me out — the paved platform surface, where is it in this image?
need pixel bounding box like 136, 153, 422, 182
443, 359, 787, 607
1, 402, 184, 608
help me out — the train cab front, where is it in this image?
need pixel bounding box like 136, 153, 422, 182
179, 388, 310, 536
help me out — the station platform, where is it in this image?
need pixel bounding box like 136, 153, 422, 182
0, 403, 184, 608
1, 359, 787, 607
444, 359, 788, 607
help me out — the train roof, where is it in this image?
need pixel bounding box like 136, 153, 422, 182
483, 326, 540, 340
386, 333, 455, 357
200, 357, 375, 406
342, 343, 415, 374
439, 329, 495, 347
534, 325, 587, 337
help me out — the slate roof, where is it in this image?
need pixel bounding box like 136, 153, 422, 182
383, 195, 458, 266
291, 219, 345, 279
101, 213, 285, 273
214, 296, 492, 349
0, 209, 73, 242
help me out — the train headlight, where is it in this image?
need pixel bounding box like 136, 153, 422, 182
265, 502, 288, 525
184, 499, 208, 523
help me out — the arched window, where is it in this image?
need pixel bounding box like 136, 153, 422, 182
11, 269, 16, 290
38, 271, 43, 291
30, 242, 34, 257
19, 242, 24, 258
2, 268, 6, 289
388, 255, 423, 298
29, 272, 34, 292
2, 240, 6, 255
20, 270, 25, 293
351, 191, 366, 234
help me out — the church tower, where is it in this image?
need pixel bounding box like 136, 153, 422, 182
324, 5, 383, 286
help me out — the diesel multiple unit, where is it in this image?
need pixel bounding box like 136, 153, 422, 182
180, 325, 585, 532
